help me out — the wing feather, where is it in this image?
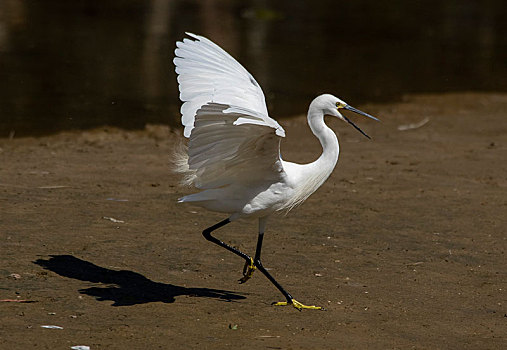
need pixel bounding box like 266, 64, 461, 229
185, 103, 285, 189
174, 33, 288, 192
174, 33, 271, 137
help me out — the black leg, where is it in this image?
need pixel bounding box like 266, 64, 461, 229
238, 231, 265, 284
202, 218, 252, 263
251, 231, 292, 302
251, 219, 323, 310
255, 253, 323, 310
204, 218, 322, 310
254, 232, 264, 261
254, 258, 293, 303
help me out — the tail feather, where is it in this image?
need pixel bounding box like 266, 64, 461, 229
178, 192, 213, 203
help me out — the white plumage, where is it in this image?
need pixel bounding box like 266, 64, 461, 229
174, 33, 272, 138
172, 33, 378, 310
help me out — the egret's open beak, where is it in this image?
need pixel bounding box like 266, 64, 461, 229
341, 105, 379, 139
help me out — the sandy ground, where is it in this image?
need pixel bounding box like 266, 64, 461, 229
1, 93, 506, 349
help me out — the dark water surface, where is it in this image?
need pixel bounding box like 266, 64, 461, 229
1, 0, 506, 137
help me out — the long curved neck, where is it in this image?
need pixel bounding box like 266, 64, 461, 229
278, 103, 340, 211
307, 106, 339, 171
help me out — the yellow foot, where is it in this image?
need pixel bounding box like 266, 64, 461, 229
273, 299, 324, 311
238, 257, 256, 284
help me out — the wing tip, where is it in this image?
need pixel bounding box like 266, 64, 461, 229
175, 32, 200, 52
185, 32, 199, 40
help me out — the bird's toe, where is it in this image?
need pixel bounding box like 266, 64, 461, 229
238, 257, 256, 284
272, 299, 324, 311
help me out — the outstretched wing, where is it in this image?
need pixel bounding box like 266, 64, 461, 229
187, 103, 285, 189
174, 33, 287, 189
174, 32, 271, 137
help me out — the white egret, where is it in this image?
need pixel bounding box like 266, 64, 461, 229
173, 33, 378, 310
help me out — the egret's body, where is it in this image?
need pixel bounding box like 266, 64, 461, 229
173, 33, 378, 310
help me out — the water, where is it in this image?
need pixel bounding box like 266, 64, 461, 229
1, 0, 506, 137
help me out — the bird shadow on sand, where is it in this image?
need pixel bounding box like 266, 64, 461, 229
33, 255, 246, 306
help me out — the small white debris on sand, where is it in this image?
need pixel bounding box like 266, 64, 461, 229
102, 216, 125, 223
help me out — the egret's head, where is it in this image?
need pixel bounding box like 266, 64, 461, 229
317, 94, 379, 139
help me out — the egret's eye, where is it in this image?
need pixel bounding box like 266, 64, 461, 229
336, 102, 344, 108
